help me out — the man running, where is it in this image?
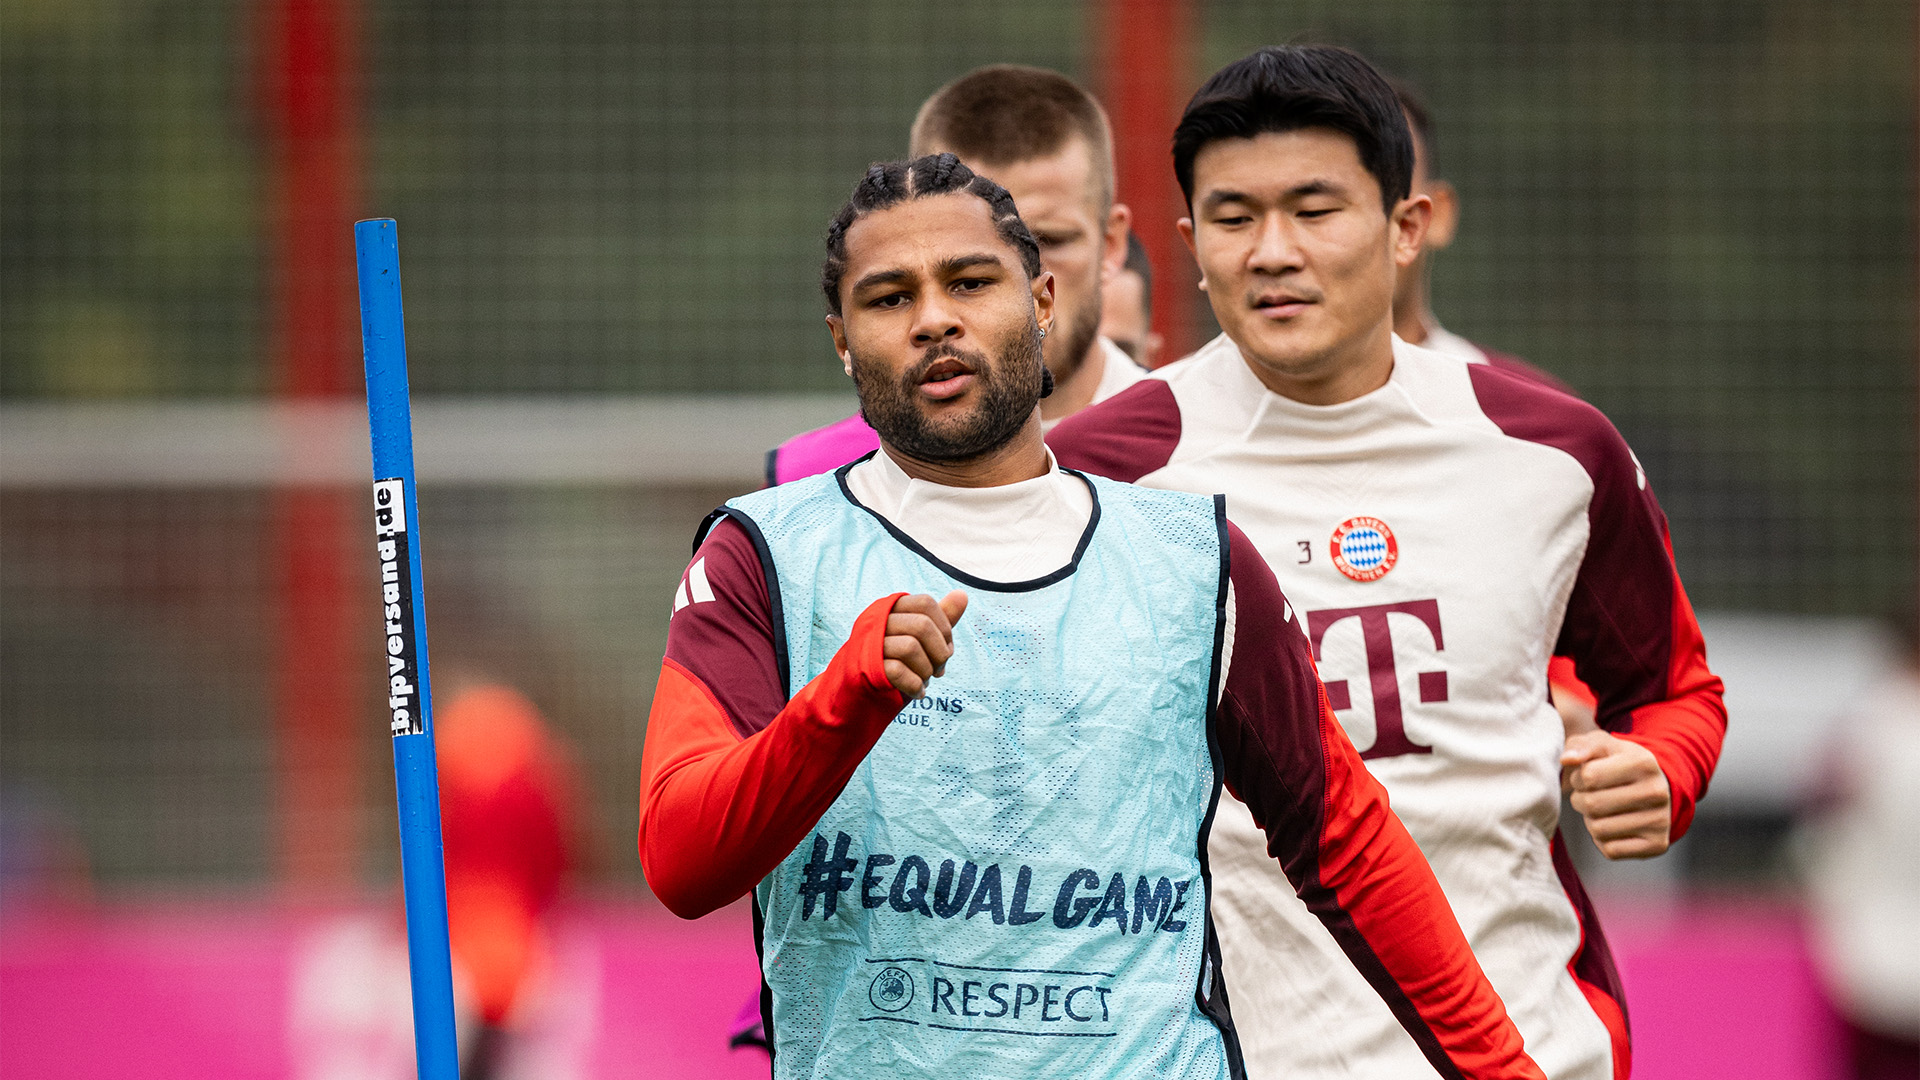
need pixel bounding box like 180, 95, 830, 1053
642, 153, 1542, 1079
765, 65, 1146, 486
1051, 47, 1726, 1080
1385, 79, 1572, 396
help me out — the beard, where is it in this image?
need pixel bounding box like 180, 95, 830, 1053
851, 317, 1045, 464
1045, 289, 1103, 385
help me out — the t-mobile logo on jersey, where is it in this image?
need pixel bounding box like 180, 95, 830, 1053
1306, 599, 1446, 760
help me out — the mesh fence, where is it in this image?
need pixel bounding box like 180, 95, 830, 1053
1, 0, 1913, 890
1222, 1, 1917, 616
1, 484, 737, 888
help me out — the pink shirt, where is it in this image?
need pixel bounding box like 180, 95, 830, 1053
765, 412, 879, 487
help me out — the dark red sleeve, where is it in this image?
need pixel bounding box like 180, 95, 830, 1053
1469, 364, 1727, 839
637, 519, 909, 918
1046, 378, 1181, 482
1216, 525, 1543, 1080
662, 519, 788, 738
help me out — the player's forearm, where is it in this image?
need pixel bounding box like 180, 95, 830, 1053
1306, 724, 1545, 1080
1607, 567, 1726, 839
1567, 505, 1727, 840
1313, 835, 1546, 1078
1223, 692, 1541, 1077
1620, 686, 1725, 838
639, 594, 906, 918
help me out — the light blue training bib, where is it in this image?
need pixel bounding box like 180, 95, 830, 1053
703, 460, 1242, 1080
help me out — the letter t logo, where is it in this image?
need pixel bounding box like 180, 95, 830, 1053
1306, 600, 1446, 760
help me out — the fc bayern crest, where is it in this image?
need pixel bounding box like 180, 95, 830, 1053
1330, 517, 1398, 582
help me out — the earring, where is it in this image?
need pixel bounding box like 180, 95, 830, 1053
1038, 326, 1049, 338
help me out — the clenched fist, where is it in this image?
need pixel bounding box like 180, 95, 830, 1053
1561, 730, 1672, 860
883, 591, 968, 700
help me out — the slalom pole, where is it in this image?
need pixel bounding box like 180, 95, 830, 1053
354, 217, 461, 1080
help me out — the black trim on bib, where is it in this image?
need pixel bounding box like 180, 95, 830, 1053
752, 895, 776, 1069
1195, 493, 1248, 1079
831, 452, 1103, 593
694, 506, 791, 700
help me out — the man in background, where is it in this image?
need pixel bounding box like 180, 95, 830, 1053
766, 65, 1145, 485
435, 679, 580, 1077
1799, 604, 1920, 1079
1388, 79, 1574, 396
1388, 78, 1596, 727
1099, 232, 1163, 369
290, 677, 590, 1080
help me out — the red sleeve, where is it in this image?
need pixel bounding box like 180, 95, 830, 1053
637, 519, 908, 918
1546, 656, 1598, 711
1215, 524, 1544, 1080
1046, 378, 1181, 482
1469, 364, 1727, 839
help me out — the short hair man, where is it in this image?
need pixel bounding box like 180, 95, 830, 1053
1051, 46, 1727, 1080
1100, 232, 1164, 368
765, 65, 1147, 486
642, 153, 1543, 1079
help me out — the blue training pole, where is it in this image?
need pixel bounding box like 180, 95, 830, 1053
354, 217, 461, 1080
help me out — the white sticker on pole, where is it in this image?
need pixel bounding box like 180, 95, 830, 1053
372, 478, 422, 737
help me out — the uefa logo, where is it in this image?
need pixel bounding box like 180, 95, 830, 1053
1330, 517, 1398, 582
869, 966, 915, 1013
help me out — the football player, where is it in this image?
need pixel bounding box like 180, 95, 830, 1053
1051, 46, 1727, 1080
643, 153, 1544, 1080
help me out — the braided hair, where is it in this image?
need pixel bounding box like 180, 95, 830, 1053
822, 153, 1043, 315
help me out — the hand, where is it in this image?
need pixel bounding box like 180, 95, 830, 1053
1561, 731, 1671, 860
882, 591, 968, 699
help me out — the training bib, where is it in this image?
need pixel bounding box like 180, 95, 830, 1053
703, 461, 1240, 1079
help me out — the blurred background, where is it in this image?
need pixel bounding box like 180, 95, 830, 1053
1, 0, 1913, 1076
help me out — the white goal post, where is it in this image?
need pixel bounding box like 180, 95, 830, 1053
0, 395, 855, 488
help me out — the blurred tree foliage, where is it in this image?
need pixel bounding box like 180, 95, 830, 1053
1, 0, 1912, 611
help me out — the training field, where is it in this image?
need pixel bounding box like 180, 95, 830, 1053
1, 0, 1912, 1076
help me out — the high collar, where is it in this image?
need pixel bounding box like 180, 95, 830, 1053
846, 444, 1094, 583
856, 442, 1084, 522
1182, 333, 1461, 446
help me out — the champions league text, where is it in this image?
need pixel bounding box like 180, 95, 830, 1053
371, 479, 422, 737
797, 831, 1192, 934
